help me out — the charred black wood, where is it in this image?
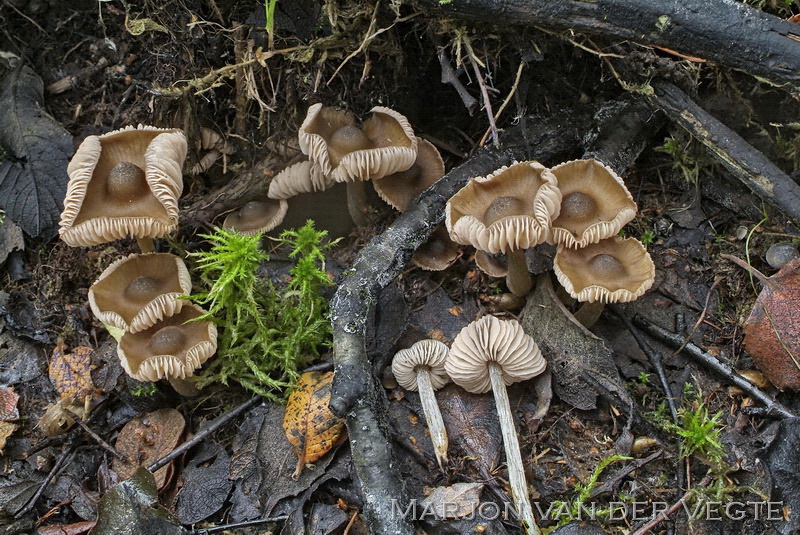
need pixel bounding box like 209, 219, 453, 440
412, 0, 800, 95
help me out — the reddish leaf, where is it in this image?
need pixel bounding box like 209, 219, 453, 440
0, 387, 20, 421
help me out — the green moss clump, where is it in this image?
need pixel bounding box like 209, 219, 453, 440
189, 221, 336, 401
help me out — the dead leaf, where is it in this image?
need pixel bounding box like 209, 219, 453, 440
0, 386, 20, 420
37, 520, 96, 535
0, 421, 17, 454
732, 257, 800, 390
49, 338, 94, 400
283, 371, 347, 479
420, 482, 483, 519
113, 408, 185, 490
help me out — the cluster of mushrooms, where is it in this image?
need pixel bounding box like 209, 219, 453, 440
226, 103, 461, 270
391, 160, 655, 533
59, 125, 218, 393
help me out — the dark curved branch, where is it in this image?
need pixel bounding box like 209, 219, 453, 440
413, 0, 800, 94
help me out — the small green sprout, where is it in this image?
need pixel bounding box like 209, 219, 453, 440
640, 229, 655, 248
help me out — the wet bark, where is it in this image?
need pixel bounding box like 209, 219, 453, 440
413, 0, 800, 95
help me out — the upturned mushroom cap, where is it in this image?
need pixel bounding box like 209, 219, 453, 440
549, 159, 637, 248
223, 199, 288, 235
553, 237, 655, 303
372, 137, 444, 212
298, 104, 418, 183
60, 125, 187, 247
117, 304, 217, 382
474, 250, 508, 278
412, 225, 461, 271
267, 160, 334, 200
89, 252, 192, 333
446, 315, 546, 394
392, 339, 451, 391
445, 161, 561, 254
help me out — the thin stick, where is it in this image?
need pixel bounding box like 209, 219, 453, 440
416, 368, 448, 470
70, 415, 124, 461
489, 363, 539, 534
479, 61, 525, 146
630, 475, 713, 535
14, 436, 78, 518
147, 396, 261, 472
463, 39, 499, 148
665, 277, 722, 363
189, 515, 290, 534
634, 317, 795, 419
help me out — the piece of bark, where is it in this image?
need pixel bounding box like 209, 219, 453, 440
412, 0, 800, 94
647, 81, 800, 226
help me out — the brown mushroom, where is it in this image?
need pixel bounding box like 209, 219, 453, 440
267, 160, 334, 200
548, 159, 637, 249
372, 137, 445, 212
392, 339, 451, 469
298, 104, 417, 225
223, 199, 288, 235
553, 236, 655, 326
446, 161, 561, 296
446, 315, 546, 534
411, 225, 461, 271
89, 252, 192, 333
117, 303, 217, 383
60, 125, 187, 252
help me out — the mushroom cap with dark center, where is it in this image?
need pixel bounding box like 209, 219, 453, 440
446, 161, 561, 254
553, 237, 655, 303
223, 199, 288, 235
372, 138, 444, 212
445, 315, 546, 394
549, 159, 637, 248
268, 160, 334, 200
392, 339, 451, 391
60, 125, 187, 246
117, 304, 217, 382
89, 252, 192, 333
298, 104, 418, 183
411, 225, 461, 271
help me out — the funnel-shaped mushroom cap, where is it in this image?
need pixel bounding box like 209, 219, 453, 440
549, 159, 637, 249
412, 226, 461, 271
392, 339, 451, 391
60, 125, 187, 247
553, 237, 655, 303
446, 315, 546, 394
298, 104, 417, 183
445, 161, 561, 254
223, 199, 288, 235
373, 138, 444, 212
117, 304, 217, 382
89, 253, 192, 333
474, 250, 508, 278
268, 160, 334, 200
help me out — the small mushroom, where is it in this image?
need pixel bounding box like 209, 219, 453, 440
411, 225, 461, 271
117, 303, 217, 383
267, 160, 334, 200
60, 125, 187, 252
392, 339, 451, 469
298, 104, 418, 225
372, 137, 445, 212
446, 161, 561, 296
553, 236, 655, 326
189, 128, 234, 175
446, 315, 546, 534
89, 252, 192, 333
548, 159, 637, 249
223, 199, 288, 235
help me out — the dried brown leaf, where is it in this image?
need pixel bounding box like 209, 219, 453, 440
0, 386, 20, 421
0, 421, 18, 454
49, 338, 94, 400
420, 482, 484, 519
283, 371, 347, 479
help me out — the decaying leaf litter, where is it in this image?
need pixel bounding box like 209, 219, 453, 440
1, 0, 800, 534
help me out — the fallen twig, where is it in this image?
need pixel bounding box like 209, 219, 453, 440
14, 433, 79, 519
633, 317, 796, 419
188, 515, 290, 534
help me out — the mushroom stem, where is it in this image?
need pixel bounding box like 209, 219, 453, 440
136, 237, 155, 253
167, 376, 200, 397
506, 249, 533, 297
573, 301, 605, 328
346, 181, 369, 227
416, 367, 449, 471
488, 362, 540, 535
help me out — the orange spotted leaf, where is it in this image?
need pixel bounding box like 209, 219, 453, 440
283, 371, 347, 479
0, 387, 20, 421
49, 338, 94, 399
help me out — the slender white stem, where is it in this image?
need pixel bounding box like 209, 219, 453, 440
489, 362, 540, 534
416, 367, 448, 470
506, 249, 533, 297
